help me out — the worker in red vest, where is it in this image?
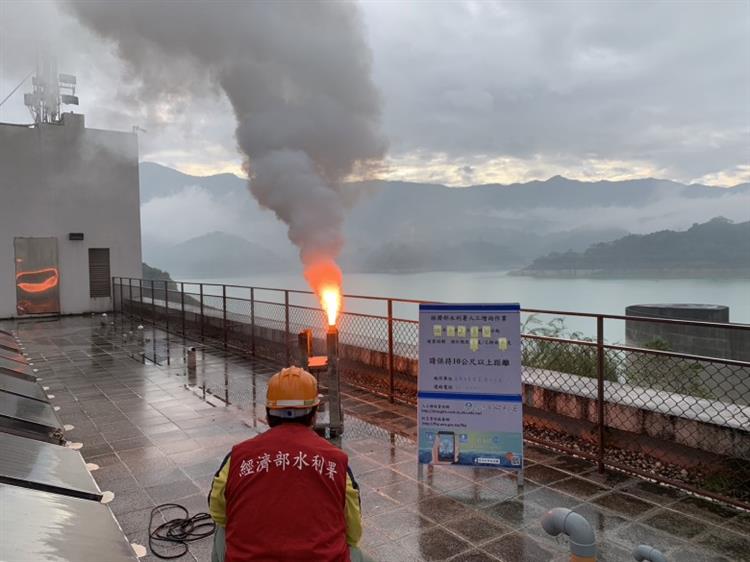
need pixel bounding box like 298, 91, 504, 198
208, 366, 372, 562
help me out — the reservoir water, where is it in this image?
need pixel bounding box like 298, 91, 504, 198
183, 271, 749, 343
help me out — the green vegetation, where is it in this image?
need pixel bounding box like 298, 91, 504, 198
626, 338, 713, 400
520, 317, 715, 399
521, 316, 617, 381
142, 262, 173, 281
521, 217, 750, 277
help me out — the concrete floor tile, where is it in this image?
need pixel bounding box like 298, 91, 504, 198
412, 495, 472, 524
6, 315, 744, 562
547, 476, 608, 500
368, 506, 436, 540
642, 508, 711, 540
592, 491, 657, 518
482, 532, 557, 562
443, 512, 512, 545
481, 499, 546, 529
696, 527, 750, 562
398, 527, 473, 561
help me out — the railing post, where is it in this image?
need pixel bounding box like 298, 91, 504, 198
284, 290, 290, 365
199, 283, 205, 341
181, 282, 186, 336
112, 277, 116, 312
597, 315, 606, 473
250, 287, 256, 356
128, 278, 133, 316
139, 279, 143, 322
222, 284, 228, 349
118, 278, 123, 314
388, 299, 395, 403
164, 280, 170, 333
151, 280, 156, 326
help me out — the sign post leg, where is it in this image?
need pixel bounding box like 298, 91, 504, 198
516, 467, 524, 491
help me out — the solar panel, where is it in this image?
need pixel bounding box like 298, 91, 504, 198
0, 391, 62, 443
0, 433, 102, 501
0, 484, 137, 562
0, 373, 48, 402
0, 357, 36, 381
0, 334, 20, 352
0, 349, 29, 365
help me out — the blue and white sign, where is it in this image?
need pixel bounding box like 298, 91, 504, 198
417, 304, 523, 470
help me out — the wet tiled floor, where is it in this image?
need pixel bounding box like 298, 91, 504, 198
5, 315, 749, 562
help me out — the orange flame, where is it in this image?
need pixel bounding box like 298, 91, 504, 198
321, 287, 341, 326
16, 268, 59, 294
304, 259, 342, 327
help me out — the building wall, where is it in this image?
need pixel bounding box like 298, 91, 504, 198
0, 113, 141, 318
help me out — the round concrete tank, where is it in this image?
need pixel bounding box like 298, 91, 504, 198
625, 304, 731, 359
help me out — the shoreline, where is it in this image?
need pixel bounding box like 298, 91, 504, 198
509, 268, 750, 279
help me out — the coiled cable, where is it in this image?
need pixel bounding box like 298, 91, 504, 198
148, 503, 216, 559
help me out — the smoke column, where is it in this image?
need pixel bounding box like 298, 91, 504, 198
65, 1, 386, 301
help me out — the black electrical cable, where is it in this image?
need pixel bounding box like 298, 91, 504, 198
148, 503, 216, 560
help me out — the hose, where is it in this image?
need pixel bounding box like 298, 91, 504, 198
148, 503, 216, 559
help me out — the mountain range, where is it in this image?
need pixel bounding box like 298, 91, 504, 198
138, 162, 750, 277
517, 217, 750, 277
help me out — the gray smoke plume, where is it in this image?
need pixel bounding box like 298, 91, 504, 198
64, 1, 386, 283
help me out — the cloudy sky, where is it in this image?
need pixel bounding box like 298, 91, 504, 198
1, 0, 748, 187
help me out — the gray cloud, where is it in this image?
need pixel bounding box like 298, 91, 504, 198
63, 0, 387, 281
1, 0, 748, 187
362, 1, 750, 182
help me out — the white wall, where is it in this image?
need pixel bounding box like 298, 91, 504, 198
0, 113, 141, 318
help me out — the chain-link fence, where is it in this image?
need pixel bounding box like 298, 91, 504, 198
113, 277, 750, 508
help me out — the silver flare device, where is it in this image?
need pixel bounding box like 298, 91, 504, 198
326, 325, 343, 438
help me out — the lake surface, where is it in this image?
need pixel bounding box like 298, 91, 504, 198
182, 271, 749, 343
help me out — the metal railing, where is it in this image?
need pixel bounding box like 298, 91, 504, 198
112, 276, 750, 508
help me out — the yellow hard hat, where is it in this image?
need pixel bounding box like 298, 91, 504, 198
266, 367, 320, 411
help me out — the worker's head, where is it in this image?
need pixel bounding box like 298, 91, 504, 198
266, 366, 320, 427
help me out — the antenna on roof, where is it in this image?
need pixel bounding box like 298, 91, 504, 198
23, 49, 78, 125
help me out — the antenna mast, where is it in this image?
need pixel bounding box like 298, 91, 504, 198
24, 50, 78, 125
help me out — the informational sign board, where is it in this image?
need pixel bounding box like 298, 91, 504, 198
417, 303, 523, 470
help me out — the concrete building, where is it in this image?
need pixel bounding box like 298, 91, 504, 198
625, 303, 750, 362
0, 113, 141, 318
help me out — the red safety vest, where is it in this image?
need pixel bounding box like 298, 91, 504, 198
224, 424, 350, 562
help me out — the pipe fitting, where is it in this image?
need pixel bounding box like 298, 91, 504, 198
187, 347, 197, 370
541, 508, 596, 559
633, 545, 666, 562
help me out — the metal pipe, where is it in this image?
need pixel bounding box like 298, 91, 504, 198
164, 280, 170, 333
186, 346, 197, 386
327, 325, 342, 436
180, 282, 186, 335
596, 315, 605, 473
250, 287, 256, 356
285, 290, 290, 365
632, 545, 665, 562
199, 283, 205, 341
387, 299, 395, 403
222, 285, 228, 349
151, 279, 156, 325
541, 508, 596, 561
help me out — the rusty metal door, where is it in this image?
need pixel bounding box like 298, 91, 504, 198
14, 237, 60, 315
